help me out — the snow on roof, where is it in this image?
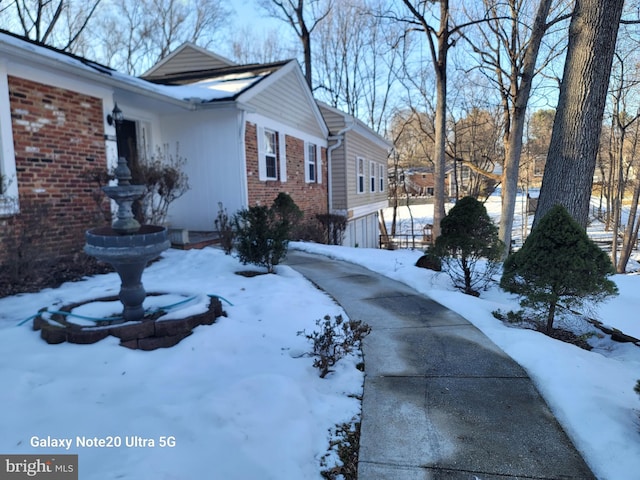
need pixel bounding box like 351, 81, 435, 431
155, 70, 274, 103
0, 29, 275, 105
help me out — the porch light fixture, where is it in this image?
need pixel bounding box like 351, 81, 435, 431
107, 103, 124, 126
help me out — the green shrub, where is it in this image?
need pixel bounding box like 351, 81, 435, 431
234, 194, 298, 273
272, 192, 303, 238
433, 196, 504, 295
500, 204, 618, 333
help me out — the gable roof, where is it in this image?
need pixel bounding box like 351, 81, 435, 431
142, 42, 236, 80
148, 58, 329, 137
318, 101, 392, 151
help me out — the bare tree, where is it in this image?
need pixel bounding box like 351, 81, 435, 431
0, 0, 101, 51
95, 0, 231, 76
463, 0, 568, 255
230, 26, 296, 64
451, 107, 502, 199
259, 0, 333, 88
534, 0, 626, 228
603, 44, 640, 271
313, 0, 402, 133
391, 1, 493, 239
392, 0, 452, 240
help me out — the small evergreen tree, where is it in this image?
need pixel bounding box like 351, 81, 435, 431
234, 194, 298, 273
501, 204, 618, 333
272, 192, 303, 240
433, 196, 504, 295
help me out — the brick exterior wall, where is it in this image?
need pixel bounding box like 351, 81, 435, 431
245, 122, 328, 218
0, 76, 108, 266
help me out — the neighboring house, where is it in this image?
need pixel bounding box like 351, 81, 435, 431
0, 33, 389, 266
318, 102, 392, 248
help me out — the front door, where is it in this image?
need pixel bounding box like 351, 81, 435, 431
116, 119, 140, 177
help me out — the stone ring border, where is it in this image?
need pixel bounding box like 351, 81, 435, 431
32, 293, 225, 350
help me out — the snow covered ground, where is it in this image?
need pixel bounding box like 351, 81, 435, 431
0, 249, 362, 479
0, 193, 639, 479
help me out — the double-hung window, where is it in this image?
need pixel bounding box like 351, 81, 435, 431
264, 129, 278, 180
379, 164, 385, 192
306, 142, 317, 183
357, 157, 365, 194
258, 125, 287, 182
370, 161, 376, 192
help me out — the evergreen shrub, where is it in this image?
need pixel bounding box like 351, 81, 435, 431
433, 196, 504, 295
500, 204, 618, 333
234, 193, 298, 273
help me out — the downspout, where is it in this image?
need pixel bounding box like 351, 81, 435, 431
238, 109, 248, 208
327, 120, 356, 213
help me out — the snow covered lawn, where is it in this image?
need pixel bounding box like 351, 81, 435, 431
0, 248, 363, 480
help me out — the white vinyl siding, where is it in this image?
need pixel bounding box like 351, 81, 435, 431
247, 68, 325, 139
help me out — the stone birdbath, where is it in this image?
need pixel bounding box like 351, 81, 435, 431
84, 156, 170, 321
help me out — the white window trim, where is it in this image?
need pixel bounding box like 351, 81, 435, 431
379, 164, 385, 192
370, 161, 376, 192
357, 156, 365, 194
257, 126, 287, 182
0, 63, 19, 215
316, 145, 322, 184
258, 126, 278, 181
278, 131, 287, 182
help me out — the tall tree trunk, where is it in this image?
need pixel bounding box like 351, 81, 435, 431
499, 0, 554, 257
432, 1, 449, 239
611, 129, 625, 267
534, 0, 625, 228
546, 299, 557, 334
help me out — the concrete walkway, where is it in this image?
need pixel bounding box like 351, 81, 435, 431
285, 250, 595, 480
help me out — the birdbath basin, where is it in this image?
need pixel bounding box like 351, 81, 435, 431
85, 225, 170, 321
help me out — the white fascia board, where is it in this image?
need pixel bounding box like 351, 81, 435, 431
348, 200, 389, 219
238, 60, 329, 139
